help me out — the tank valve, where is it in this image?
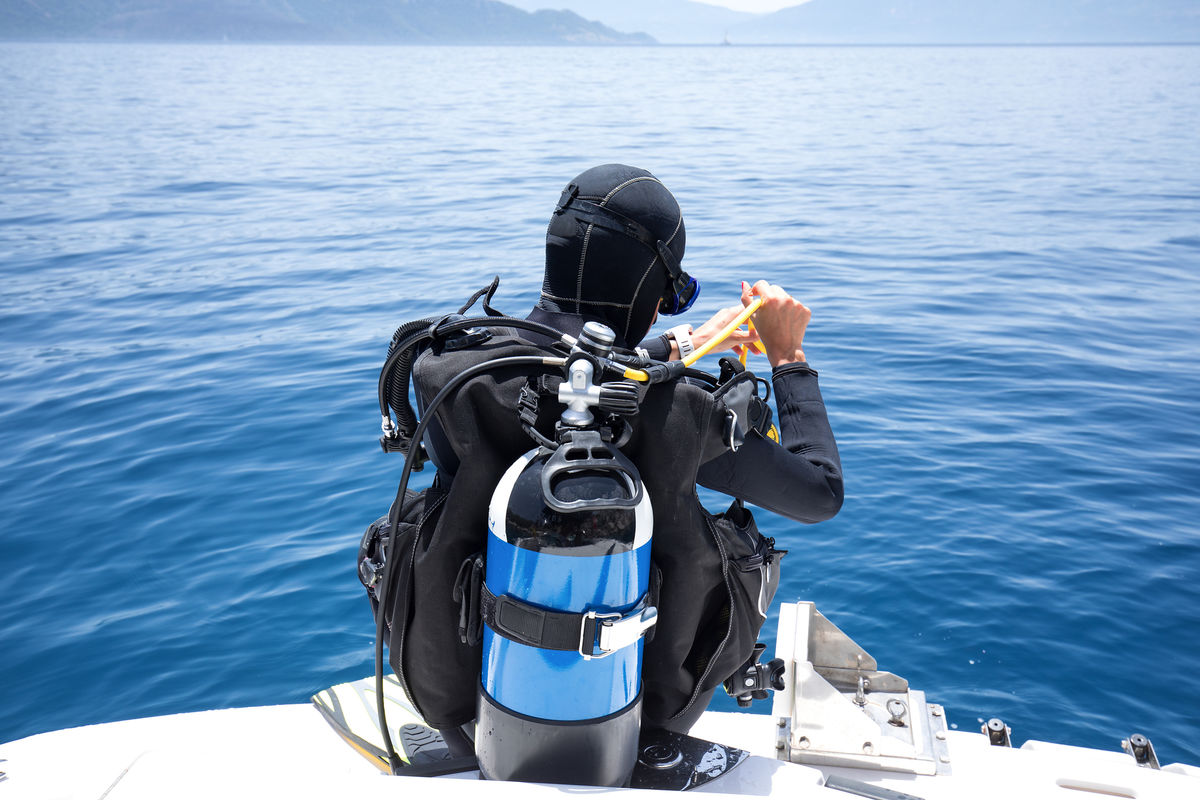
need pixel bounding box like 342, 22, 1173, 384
577, 321, 616, 357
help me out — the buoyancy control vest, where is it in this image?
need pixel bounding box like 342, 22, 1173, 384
369, 324, 784, 738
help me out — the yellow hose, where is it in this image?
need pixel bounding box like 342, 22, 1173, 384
623, 297, 764, 381
682, 297, 762, 366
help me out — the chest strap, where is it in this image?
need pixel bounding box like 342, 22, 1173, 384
480, 583, 657, 661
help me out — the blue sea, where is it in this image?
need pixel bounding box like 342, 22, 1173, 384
2, 43, 1198, 767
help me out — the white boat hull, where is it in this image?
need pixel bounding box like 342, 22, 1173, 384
5, 600, 1197, 798
5, 700, 1198, 799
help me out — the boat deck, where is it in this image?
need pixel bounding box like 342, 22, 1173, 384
3, 701, 1196, 799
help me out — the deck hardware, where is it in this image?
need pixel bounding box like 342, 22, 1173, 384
854, 654, 870, 706
887, 698, 908, 727
984, 718, 1011, 747
1121, 733, 1160, 769
775, 602, 951, 776
855, 673, 870, 706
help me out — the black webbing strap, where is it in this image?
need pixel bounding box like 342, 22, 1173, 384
480, 582, 602, 653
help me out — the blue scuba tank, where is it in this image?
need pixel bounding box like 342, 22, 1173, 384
475, 324, 656, 787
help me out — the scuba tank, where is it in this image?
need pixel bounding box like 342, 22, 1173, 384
476, 322, 657, 786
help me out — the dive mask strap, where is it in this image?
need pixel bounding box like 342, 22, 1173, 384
656, 240, 698, 315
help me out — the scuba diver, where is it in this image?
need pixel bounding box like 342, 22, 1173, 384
361, 164, 842, 785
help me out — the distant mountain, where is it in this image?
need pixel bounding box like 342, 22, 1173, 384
728, 0, 1200, 44
502, 0, 759, 44
0, 0, 656, 44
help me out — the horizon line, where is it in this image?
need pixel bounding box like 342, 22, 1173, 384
3, 38, 1199, 47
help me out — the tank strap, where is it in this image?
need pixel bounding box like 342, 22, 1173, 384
480, 583, 657, 660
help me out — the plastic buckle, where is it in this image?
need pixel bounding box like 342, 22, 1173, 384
724, 409, 741, 452
358, 558, 381, 591
555, 183, 580, 215
517, 383, 540, 428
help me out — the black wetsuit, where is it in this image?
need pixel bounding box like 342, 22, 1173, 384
639, 329, 843, 524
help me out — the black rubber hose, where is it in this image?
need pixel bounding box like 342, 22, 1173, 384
384, 317, 442, 435
380, 276, 502, 434
377, 315, 573, 419
374, 353, 565, 774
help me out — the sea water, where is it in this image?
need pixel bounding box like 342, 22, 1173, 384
1, 43, 1198, 766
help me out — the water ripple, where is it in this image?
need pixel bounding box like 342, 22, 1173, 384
2, 41, 1199, 768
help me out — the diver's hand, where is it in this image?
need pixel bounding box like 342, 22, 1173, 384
679, 303, 762, 359
743, 280, 810, 367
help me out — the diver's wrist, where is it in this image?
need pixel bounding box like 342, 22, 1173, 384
769, 348, 805, 367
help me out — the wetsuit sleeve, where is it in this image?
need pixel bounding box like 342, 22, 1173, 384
697, 362, 843, 523
641, 333, 671, 361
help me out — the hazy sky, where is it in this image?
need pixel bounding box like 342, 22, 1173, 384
693, 0, 810, 13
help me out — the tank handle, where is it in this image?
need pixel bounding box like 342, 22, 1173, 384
541, 429, 643, 512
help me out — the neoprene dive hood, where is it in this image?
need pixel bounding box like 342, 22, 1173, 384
540, 164, 697, 348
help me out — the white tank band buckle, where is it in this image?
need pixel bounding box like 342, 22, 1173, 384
666, 324, 694, 360
579, 604, 659, 661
